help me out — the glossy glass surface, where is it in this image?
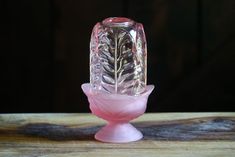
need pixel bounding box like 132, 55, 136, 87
90, 17, 147, 95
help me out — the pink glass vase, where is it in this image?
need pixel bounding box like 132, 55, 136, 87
82, 17, 154, 143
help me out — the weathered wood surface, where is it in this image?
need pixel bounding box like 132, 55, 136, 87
0, 113, 235, 157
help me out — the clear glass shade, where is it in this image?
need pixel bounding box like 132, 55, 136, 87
90, 17, 147, 95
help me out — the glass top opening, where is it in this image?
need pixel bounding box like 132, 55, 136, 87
102, 17, 134, 27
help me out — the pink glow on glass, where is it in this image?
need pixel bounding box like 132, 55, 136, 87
102, 17, 134, 27
82, 83, 154, 143
84, 17, 154, 143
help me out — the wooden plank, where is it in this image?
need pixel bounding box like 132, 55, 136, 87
0, 113, 235, 156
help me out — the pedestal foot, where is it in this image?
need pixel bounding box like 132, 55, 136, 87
95, 123, 143, 143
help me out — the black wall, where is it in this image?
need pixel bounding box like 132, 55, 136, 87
1, 0, 235, 113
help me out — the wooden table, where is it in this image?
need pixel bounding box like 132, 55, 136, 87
0, 113, 235, 157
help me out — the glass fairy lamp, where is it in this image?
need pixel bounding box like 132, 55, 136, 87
82, 17, 154, 143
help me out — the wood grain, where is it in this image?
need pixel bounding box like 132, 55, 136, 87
0, 113, 235, 157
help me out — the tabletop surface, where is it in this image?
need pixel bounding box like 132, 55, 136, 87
0, 113, 235, 157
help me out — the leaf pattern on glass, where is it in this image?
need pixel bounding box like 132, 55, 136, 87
98, 27, 137, 94
90, 18, 146, 95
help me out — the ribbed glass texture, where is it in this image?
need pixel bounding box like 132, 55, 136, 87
90, 17, 147, 95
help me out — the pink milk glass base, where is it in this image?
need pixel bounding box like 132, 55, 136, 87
81, 83, 154, 143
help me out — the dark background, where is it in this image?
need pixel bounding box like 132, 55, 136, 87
1, 0, 235, 113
